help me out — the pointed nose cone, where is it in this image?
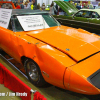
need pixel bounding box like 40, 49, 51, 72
64, 52, 100, 94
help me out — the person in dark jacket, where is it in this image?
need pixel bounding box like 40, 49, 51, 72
21, 2, 24, 9
76, 3, 81, 10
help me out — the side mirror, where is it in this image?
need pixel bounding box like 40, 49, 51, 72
72, 14, 75, 19
72, 14, 75, 17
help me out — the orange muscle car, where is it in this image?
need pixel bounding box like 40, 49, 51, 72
0, 9, 100, 95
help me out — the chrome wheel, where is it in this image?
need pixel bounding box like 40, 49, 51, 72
26, 61, 39, 81
24, 59, 46, 86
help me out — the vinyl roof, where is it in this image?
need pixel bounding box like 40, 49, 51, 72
12, 9, 48, 16
80, 9, 100, 15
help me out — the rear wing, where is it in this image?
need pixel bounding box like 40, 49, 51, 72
54, 1, 78, 16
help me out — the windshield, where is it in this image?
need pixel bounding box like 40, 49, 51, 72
13, 14, 59, 32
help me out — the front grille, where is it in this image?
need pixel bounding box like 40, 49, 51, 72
87, 69, 100, 89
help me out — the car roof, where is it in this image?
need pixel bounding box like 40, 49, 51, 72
11, 9, 48, 16
80, 9, 100, 15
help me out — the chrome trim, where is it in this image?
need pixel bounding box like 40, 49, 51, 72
42, 71, 49, 78
0, 54, 28, 79
56, 18, 100, 26
7, 58, 14, 61
56, 18, 89, 24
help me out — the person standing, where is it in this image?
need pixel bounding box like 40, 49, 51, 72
95, 2, 100, 9
24, 2, 29, 9
0, 3, 3, 8
31, 1, 35, 10
55, 4, 58, 15
89, 4, 94, 9
20, 1, 24, 9
15, 2, 21, 9
82, 3, 88, 9
42, 3, 45, 11
49, 2, 55, 15
37, 3, 40, 9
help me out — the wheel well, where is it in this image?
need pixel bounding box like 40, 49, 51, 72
21, 56, 28, 65
21, 56, 46, 86
21, 56, 38, 66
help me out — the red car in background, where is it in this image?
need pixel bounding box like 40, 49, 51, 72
0, 1, 16, 9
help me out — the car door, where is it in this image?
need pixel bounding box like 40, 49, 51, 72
8, 16, 24, 62
54, 15, 74, 26
0, 18, 21, 61
88, 11, 100, 34
0, 19, 13, 56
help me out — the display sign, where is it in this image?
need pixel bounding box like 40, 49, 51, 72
17, 15, 49, 31
0, 8, 12, 28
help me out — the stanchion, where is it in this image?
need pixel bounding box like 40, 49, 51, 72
30, 89, 37, 100
0, 54, 47, 100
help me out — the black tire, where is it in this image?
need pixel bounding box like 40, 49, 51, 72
0, 49, 6, 55
0, 49, 2, 54
24, 59, 46, 87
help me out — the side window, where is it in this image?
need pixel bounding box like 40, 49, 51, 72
8, 20, 12, 30
75, 11, 92, 18
91, 12, 99, 18
74, 11, 83, 17
13, 18, 23, 32
83, 11, 92, 18
42, 14, 58, 27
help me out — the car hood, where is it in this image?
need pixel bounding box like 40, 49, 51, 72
54, 1, 78, 16
26, 26, 100, 62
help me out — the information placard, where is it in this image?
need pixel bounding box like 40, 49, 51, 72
17, 15, 49, 31
0, 8, 12, 28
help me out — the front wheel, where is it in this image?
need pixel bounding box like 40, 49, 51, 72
24, 59, 46, 87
